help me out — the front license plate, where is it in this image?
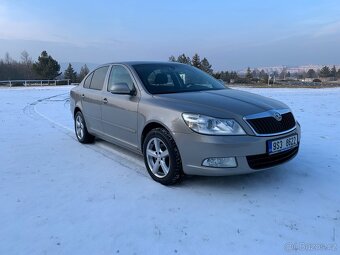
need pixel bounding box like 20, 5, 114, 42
268, 134, 298, 154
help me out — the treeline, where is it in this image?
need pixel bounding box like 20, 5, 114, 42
0, 51, 89, 83
0, 51, 36, 80
169, 53, 340, 83
169, 53, 214, 75
250, 65, 340, 81
63, 63, 90, 83
169, 53, 255, 83
3, 50, 339, 84
305, 66, 340, 79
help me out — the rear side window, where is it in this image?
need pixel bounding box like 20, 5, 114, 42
83, 72, 93, 88
89, 66, 109, 90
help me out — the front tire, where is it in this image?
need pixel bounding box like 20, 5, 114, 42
143, 128, 183, 185
74, 111, 95, 144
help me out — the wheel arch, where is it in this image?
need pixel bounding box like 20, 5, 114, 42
73, 106, 82, 119
141, 121, 173, 150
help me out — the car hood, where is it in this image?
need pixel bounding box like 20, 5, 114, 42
154, 88, 288, 117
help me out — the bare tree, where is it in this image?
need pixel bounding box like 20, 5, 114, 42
4, 52, 13, 64
21, 50, 32, 65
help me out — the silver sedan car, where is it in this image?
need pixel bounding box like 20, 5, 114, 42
70, 62, 300, 185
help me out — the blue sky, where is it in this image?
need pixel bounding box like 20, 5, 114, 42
0, 0, 340, 70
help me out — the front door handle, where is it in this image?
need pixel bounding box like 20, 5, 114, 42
103, 98, 108, 104
81, 94, 85, 98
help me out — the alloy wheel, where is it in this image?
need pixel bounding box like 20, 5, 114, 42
75, 115, 84, 140
146, 137, 170, 178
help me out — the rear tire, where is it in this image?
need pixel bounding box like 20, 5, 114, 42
74, 111, 95, 144
143, 128, 183, 185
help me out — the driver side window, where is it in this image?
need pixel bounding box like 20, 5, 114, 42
108, 65, 134, 92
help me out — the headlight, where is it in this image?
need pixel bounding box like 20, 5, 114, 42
182, 113, 246, 135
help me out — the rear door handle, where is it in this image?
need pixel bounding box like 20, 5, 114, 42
103, 98, 108, 104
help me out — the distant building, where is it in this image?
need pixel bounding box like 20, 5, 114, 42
238, 64, 340, 75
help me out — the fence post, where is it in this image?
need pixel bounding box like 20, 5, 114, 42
41, 81, 43, 86
9, 81, 12, 87
55, 80, 57, 86
24, 81, 27, 87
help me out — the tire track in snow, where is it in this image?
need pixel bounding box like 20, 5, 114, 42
24, 92, 149, 179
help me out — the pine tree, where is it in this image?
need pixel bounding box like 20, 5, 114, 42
252, 69, 259, 79
168, 55, 176, 62
306, 69, 317, 78
259, 69, 266, 80
200, 57, 213, 74
230, 71, 238, 80
246, 67, 253, 80
219, 71, 230, 82
78, 64, 90, 82
167, 53, 214, 74
331, 65, 337, 78
213, 71, 221, 79
319, 66, 331, 77
63, 63, 77, 83
177, 54, 191, 65
32, 51, 61, 79
191, 53, 201, 69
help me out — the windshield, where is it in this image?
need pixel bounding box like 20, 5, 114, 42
132, 63, 226, 94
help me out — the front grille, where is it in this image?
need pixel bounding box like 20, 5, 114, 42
247, 147, 298, 170
246, 112, 296, 135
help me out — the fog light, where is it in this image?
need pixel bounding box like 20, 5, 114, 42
202, 157, 237, 168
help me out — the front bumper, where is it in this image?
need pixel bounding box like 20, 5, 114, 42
173, 124, 301, 176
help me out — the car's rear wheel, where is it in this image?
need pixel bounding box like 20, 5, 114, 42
143, 128, 183, 185
74, 111, 95, 144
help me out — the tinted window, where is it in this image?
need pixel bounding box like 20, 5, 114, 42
83, 72, 93, 88
108, 65, 135, 91
133, 63, 225, 94
90, 66, 109, 90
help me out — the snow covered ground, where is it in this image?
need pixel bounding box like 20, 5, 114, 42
0, 86, 339, 255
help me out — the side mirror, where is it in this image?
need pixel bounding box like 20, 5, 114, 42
110, 83, 135, 95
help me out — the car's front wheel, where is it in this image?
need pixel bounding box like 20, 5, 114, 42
143, 128, 183, 185
74, 111, 95, 144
